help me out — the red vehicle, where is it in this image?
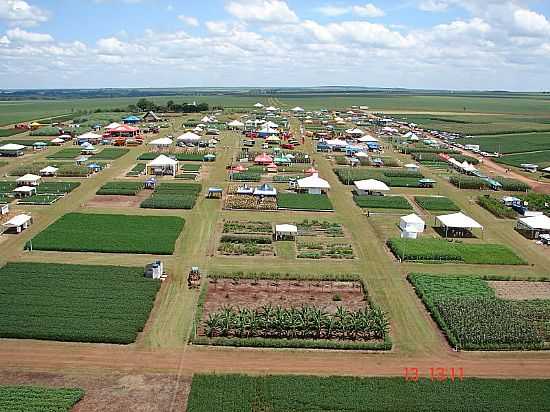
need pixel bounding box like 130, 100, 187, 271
245, 131, 258, 138
281, 143, 295, 150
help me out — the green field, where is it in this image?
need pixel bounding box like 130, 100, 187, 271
353, 195, 412, 210
414, 196, 460, 212
97, 181, 144, 196
141, 182, 202, 209
495, 151, 550, 168
409, 274, 550, 350
186, 374, 550, 412
456, 132, 550, 154
47, 148, 82, 159
277, 193, 333, 211
94, 148, 130, 160
0, 262, 160, 344
31, 213, 185, 254
0, 386, 84, 411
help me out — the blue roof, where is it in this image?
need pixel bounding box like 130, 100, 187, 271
123, 115, 140, 121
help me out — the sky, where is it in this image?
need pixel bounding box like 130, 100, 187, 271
1, 0, 550, 91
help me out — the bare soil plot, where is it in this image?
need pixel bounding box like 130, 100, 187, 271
489, 281, 550, 300
84, 191, 151, 209
0, 370, 190, 412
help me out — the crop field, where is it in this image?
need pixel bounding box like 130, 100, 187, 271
334, 167, 424, 187
97, 181, 144, 196
449, 176, 530, 191
277, 193, 333, 211
36, 181, 80, 194
219, 221, 274, 256
0, 386, 84, 411
9, 162, 89, 177
387, 238, 526, 265
495, 150, 550, 168
477, 196, 517, 219
186, 374, 550, 412
46, 148, 82, 159
30, 213, 185, 254
94, 148, 130, 160
296, 241, 354, 259
518, 193, 550, 214
414, 196, 460, 212
0, 262, 160, 343
194, 276, 390, 350
141, 182, 201, 209
0, 128, 24, 137
138, 151, 213, 162
126, 163, 146, 176
353, 195, 412, 210
17, 194, 62, 205
409, 274, 550, 350
456, 132, 550, 154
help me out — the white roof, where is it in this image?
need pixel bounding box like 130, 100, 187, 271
3, 214, 32, 228
291, 107, 304, 112
51, 137, 65, 143
149, 137, 173, 146
148, 154, 178, 167
13, 185, 36, 193
254, 103, 264, 108
275, 224, 298, 233
297, 173, 331, 189
105, 122, 121, 129
325, 139, 348, 148
228, 120, 244, 127
264, 121, 279, 128
0, 143, 25, 151
259, 126, 279, 134
354, 151, 369, 158
265, 135, 281, 142
405, 163, 419, 168
201, 116, 212, 123
358, 135, 379, 143
542, 166, 550, 172
401, 213, 425, 225
436, 212, 483, 229
518, 215, 550, 230
40, 166, 59, 174
78, 132, 102, 140
265, 106, 278, 111
354, 179, 390, 192
347, 128, 365, 135
177, 132, 201, 141
16, 174, 41, 182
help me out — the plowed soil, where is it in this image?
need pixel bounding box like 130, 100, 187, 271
489, 281, 550, 300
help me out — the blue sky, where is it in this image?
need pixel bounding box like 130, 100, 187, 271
1, 0, 550, 90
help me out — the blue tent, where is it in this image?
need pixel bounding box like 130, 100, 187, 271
123, 115, 141, 124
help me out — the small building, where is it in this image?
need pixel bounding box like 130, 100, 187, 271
436, 212, 483, 238
148, 137, 173, 150
227, 120, 245, 130
206, 187, 223, 198
144, 260, 164, 279
39, 166, 59, 177
515, 215, 550, 239
16, 174, 41, 187
520, 163, 538, 173
297, 173, 330, 195
399, 213, 425, 239
1, 203, 9, 215
146, 154, 179, 177
274, 224, 298, 240
0, 143, 26, 157
143, 111, 161, 122
2, 214, 33, 234
354, 179, 390, 196
123, 115, 141, 125
32, 141, 48, 151
13, 186, 36, 198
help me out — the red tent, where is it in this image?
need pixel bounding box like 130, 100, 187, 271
305, 167, 318, 175
254, 153, 273, 165
232, 164, 247, 172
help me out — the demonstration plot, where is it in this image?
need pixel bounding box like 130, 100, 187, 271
295, 220, 354, 259
140, 182, 201, 209
353, 195, 412, 210
0, 262, 160, 343
218, 221, 274, 256
277, 193, 333, 211
387, 238, 526, 265
409, 274, 550, 350
457, 132, 550, 154
9, 162, 92, 177
334, 167, 425, 188
414, 196, 460, 212
193, 274, 390, 350
0, 386, 84, 412
30, 212, 184, 254
450, 176, 529, 191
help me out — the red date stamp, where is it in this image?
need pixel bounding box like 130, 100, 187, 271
403, 367, 464, 382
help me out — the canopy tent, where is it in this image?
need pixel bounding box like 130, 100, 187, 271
2, 214, 32, 233
291, 107, 304, 113
516, 215, 550, 239
357, 135, 379, 143
354, 179, 390, 195
51, 137, 65, 145
13, 186, 36, 198
254, 183, 277, 197
148, 137, 173, 147
436, 212, 483, 238
264, 121, 279, 128
265, 135, 281, 143
264, 106, 278, 112
146, 154, 179, 177
200, 116, 213, 123
0, 143, 26, 157
109, 124, 140, 138
254, 102, 264, 108
105, 122, 121, 130
39, 166, 58, 176
177, 132, 201, 142
274, 224, 298, 240
400, 213, 425, 239
254, 153, 273, 165
405, 163, 420, 171
16, 174, 41, 186
227, 120, 245, 129
258, 126, 279, 137
123, 115, 141, 124
297, 173, 330, 195
325, 139, 348, 150
354, 151, 369, 158
346, 128, 365, 136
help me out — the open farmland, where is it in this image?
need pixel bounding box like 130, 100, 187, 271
0, 262, 160, 343
186, 374, 550, 412
0, 386, 84, 411
141, 182, 201, 209
277, 193, 333, 211
409, 274, 550, 350
30, 213, 184, 254
495, 150, 550, 169
457, 132, 550, 154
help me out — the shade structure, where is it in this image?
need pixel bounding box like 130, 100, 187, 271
149, 137, 173, 146
227, 120, 245, 128
518, 215, 550, 230
177, 132, 201, 142
265, 135, 281, 143
358, 135, 379, 143
51, 137, 65, 144
0, 143, 25, 151
254, 102, 264, 108
264, 106, 277, 111
200, 116, 212, 123
105, 122, 121, 130
148, 154, 178, 167
354, 179, 390, 194
274, 224, 298, 239
40, 166, 58, 176
254, 153, 273, 165
146, 154, 178, 177
291, 107, 304, 112
254, 183, 277, 196
400, 214, 425, 233
231, 164, 247, 172
297, 173, 330, 194
16, 174, 41, 186
354, 151, 369, 158
325, 139, 348, 149
2, 214, 32, 232
346, 128, 365, 136
436, 212, 483, 229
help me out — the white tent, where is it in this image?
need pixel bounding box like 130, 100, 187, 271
436, 212, 483, 237
105, 122, 121, 130
265, 106, 278, 112
146, 154, 179, 177
516, 215, 550, 239
400, 214, 425, 239
325, 139, 348, 149
542, 166, 550, 172
39, 166, 59, 176
0, 143, 25, 151
227, 120, 245, 129
297, 173, 330, 195
2, 214, 32, 233
78, 132, 102, 141
264, 121, 279, 128
177, 132, 201, 142
51, 137, 65, 144
346, 128, 365, 136
405, 163, 420, 171
354, 179, 390, 195
274, 224, 298, 239
265, 135, 281, 143
149, 137, 173, 147
291, 107, 304, 112
354, 151, 369, 158
358, 135, 379, 143
254, 102, 264, 108
16, 174, 41, 186
13, 186, 36, 197
200, 116, 212, 123
254, 184, 277, 197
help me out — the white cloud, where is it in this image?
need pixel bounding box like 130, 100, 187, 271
513, 9, 550, 37
177, 15, 199, 27
352, 4, 385, 18
6, 27, 53, 42
0, 0, 49, 27
226, 0, 298, 23
418, 0, 449, 12
317, 5, 349, 17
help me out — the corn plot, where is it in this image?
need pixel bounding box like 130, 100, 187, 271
0, 262, 160, 343
0, 386, 84, 412
141, 182, 202, 210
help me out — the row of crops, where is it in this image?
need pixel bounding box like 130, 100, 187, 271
47, 147, 128, 160
218, 234, 274, 256
0, 262, 160, 343
387, 238, 526, 265
186, 374, 550, 412
477, 196, 517, 218
277, 193, 333, 211
409, 274, 550, 350
141, 182, 202, 209
411, 151, 480, 165
97, 181, 144, 196
296, 241, 354, 259
334, 168, 424, 187
353, 195, 412, 210
0, 386, 84, 411
10, 162, 90, 177
126, 163, 146, 176
30, 212, 185, 254
414, 196, 460, 211
450, 176, 530, 191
